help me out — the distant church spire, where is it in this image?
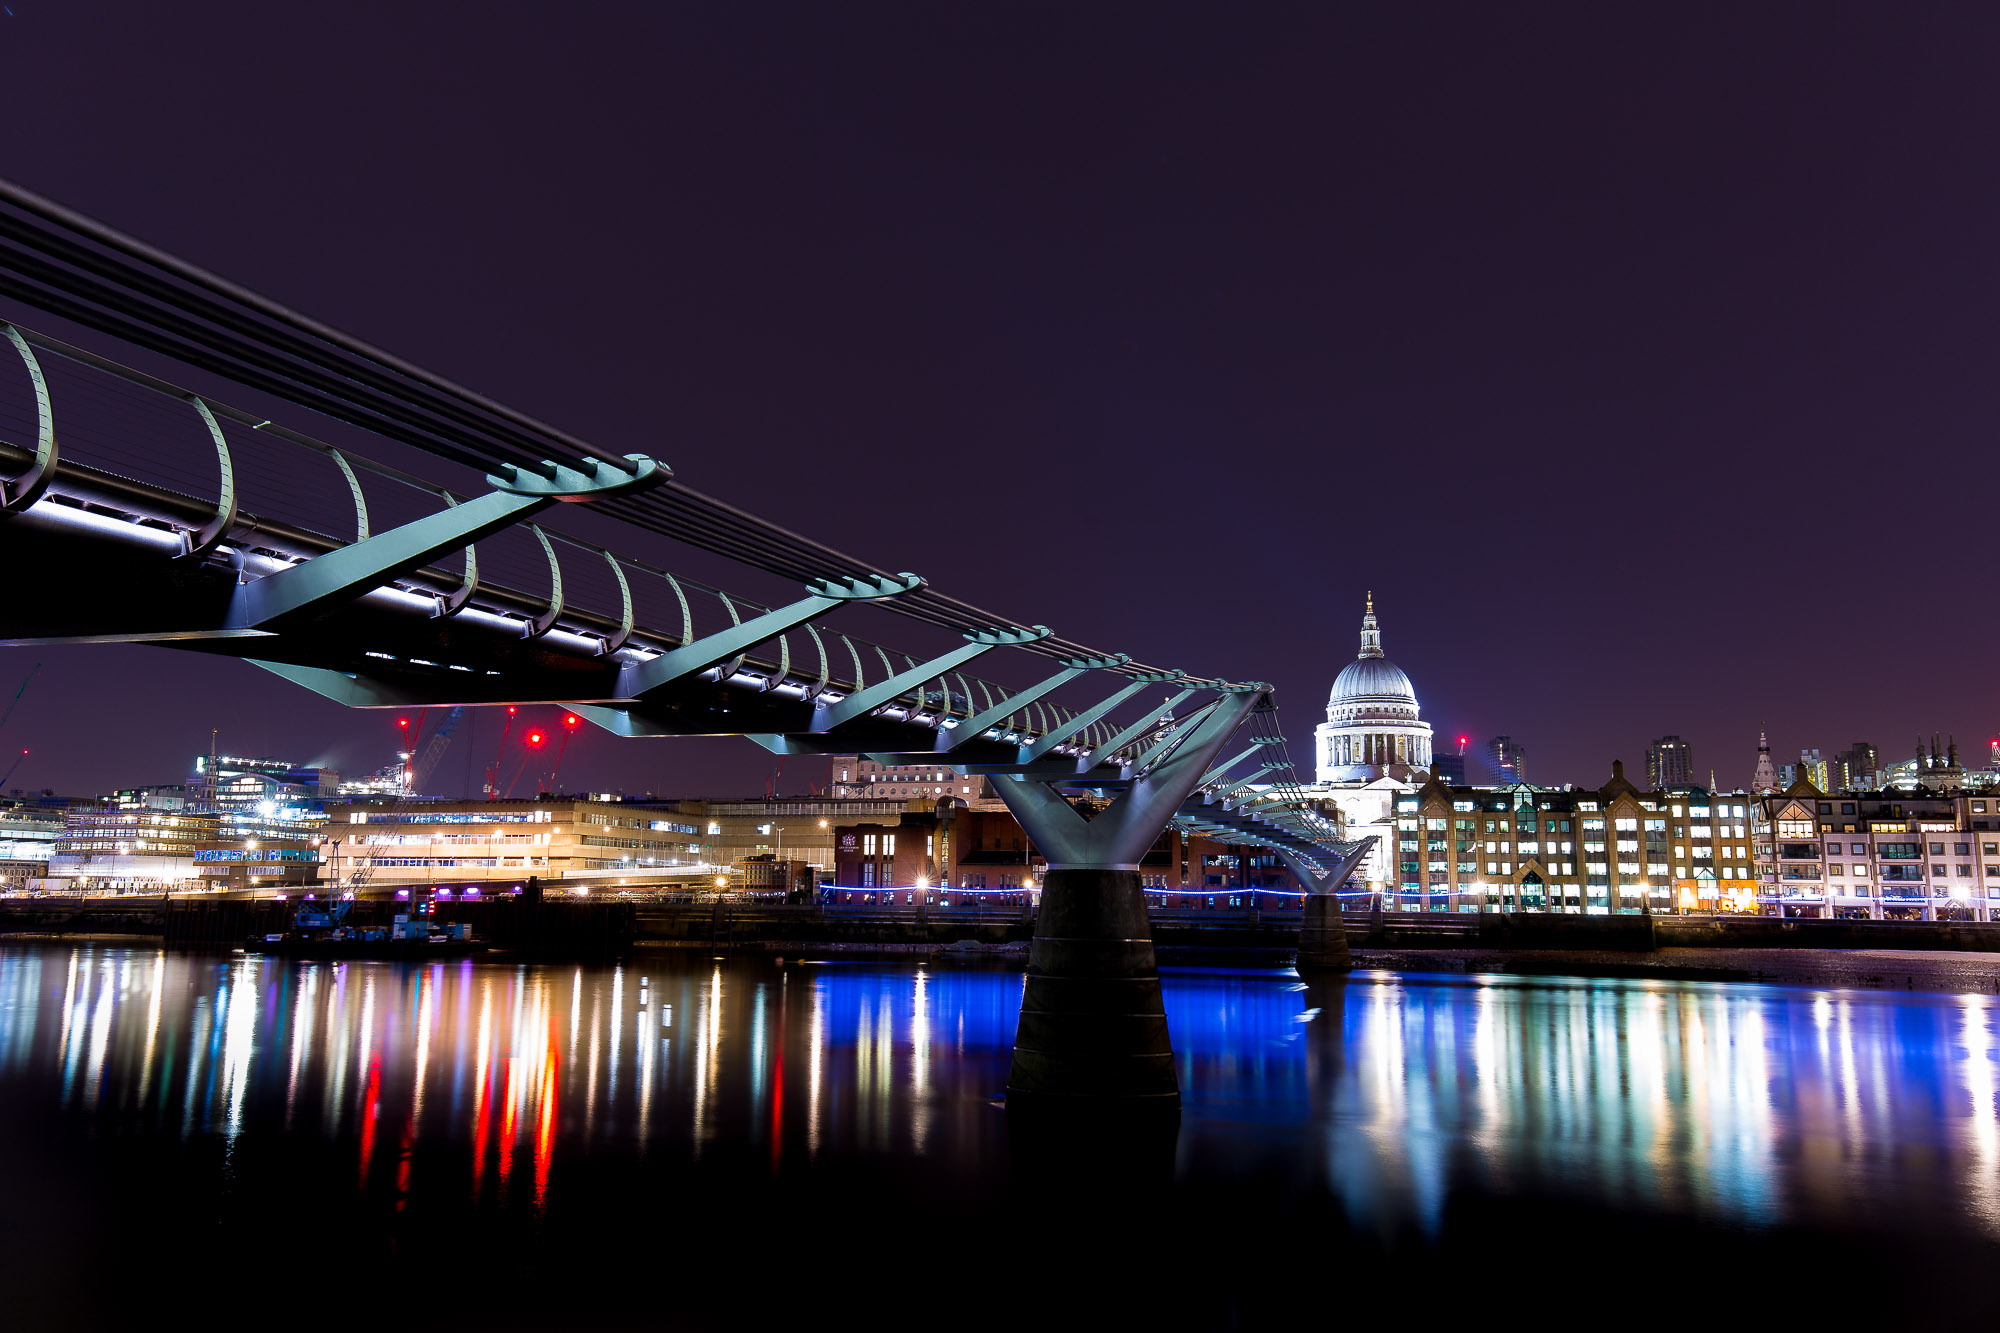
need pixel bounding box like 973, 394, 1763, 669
1358, 592, 1383, 659
1751, 730, 1778, 794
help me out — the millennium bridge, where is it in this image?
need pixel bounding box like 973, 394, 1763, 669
0, 178, 1368, 1109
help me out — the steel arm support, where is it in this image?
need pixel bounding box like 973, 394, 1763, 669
932, 655, 1123, 752
229, 455, 662, 630
0, 324, 56, 513
1197, 736, 1281, 788
246, 660, 422, 706
616, 573, 922, 699
1017, 672, 1176, 763
1210, 764, 1278, 802
991, 686, 1266, 869
810, 625, 1050, 731
1273, 838, 1376, 895
1078, 683, 1197, 770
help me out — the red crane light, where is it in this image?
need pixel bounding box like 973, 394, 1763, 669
397, 717, 409, 729
564, 714, 580, 728
526, 730, 545, 747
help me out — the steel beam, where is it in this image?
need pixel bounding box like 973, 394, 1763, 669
615, 573, 921, 699
247, 660, 422, 707
1272, 838, 1376, 895
1209, 764, 1278, 802
991, 685, 1266, 870
1076, 683, 1197, 770
810, 625, 1050, 731
229, 455, 663, 631
0, 324, 56, 513
1016, 671, 1179, 764
932, 654, 1127, 751
1195, 736, 1281, 789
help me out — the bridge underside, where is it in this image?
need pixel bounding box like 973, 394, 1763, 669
0, 176, 1363, 1112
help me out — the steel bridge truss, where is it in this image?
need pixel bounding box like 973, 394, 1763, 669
0, 179, 1360, 886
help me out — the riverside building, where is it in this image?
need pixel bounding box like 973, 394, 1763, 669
1752, 775, 2000, 920
830, 805, 1318, 903
46, 805, 220, 892
320, 797, 707, 890
620, 794, 922, 880
0, 798, 65, 891
1394, 761, 1758, 914
829, 761, 994, 803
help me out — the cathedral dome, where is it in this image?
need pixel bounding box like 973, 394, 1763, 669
1329, 655, 1416, 708
1314, 593, 1433, 786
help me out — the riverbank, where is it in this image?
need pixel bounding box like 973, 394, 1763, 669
1351, 946, 2000, 994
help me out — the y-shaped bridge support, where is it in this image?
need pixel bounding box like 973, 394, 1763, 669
993, 683, 1268, 1112
1272, 838, 1376, 973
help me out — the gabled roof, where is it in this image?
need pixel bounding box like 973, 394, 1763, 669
1782, 771, 1824, 800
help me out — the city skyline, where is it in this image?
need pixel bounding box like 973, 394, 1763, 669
5, 637, 1994, 800
4, 8, 2000, 797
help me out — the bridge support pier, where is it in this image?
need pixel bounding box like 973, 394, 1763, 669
993, 685, 1270, 1113
1297, 891, 1350, 972
1008, 867, 1176, 1108
1273, 839, 1375, 974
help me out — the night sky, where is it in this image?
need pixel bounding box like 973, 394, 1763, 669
3, 3, 1998, 798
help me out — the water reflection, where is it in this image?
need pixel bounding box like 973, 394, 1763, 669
0, 945, 1996, 1243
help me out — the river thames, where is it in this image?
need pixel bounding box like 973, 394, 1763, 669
0, 942, 1995, 1327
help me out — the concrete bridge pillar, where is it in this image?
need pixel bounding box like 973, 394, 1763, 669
994, 685, 1269, 1112
1274, 839, 1374, 974
1007, 867, 1177, 1106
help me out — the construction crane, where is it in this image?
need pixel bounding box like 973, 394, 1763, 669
483, 706, 518, 799
0, 748, 26, 788
0, 662, 39, 737
543, 712, 583, 794
407, 706, 466, 794
505, 723, 548, 799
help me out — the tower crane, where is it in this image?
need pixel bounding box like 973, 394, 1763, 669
0, 662, 39, 736
408, 706, 466, 794
0, 748, 26, 789
483, 706, 518, 799
543, 712, 583, 794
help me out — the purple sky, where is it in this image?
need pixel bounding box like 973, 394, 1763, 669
3, 3, 1998, 798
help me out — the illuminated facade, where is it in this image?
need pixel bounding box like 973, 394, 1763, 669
1303, 594, 1433, 892
1395, 761, 1758, 913
321, 797, 704, 888
1313, 594, 1432, 784
1753, 777, 2000, 920
46, 807, 221, 891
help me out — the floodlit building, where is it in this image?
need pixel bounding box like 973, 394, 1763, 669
1313, 594, 1433, 784
321, 796, 707, 889
625, 795, 923, 879
829, 761, 995, 803
1754, 775, 2000, 920
829, 804, 1315, 902
0, 798, 65, 891
192, 754, 339, 809
1397, 762, 1757, 914
1304, 594, 1434, 892
45, 806, 220, 892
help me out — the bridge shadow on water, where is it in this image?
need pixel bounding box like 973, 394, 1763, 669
0, 944, 1996, 1329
